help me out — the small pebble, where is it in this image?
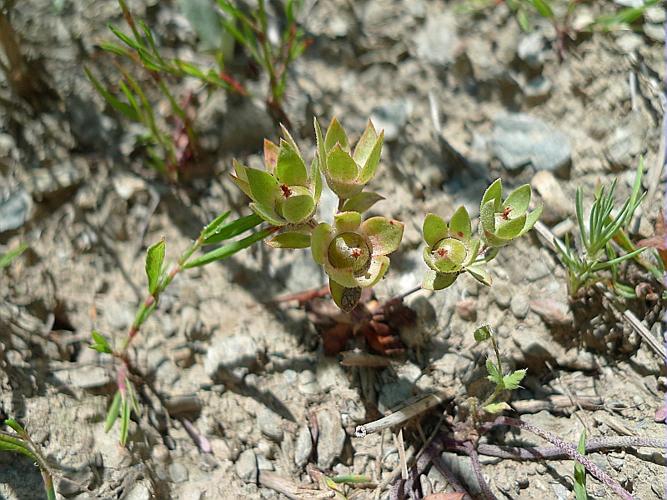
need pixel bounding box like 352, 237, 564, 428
456, 298, 477, 321
168, 462, 189, 483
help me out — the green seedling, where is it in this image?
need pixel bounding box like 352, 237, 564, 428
216, 0, 308, 125
574, 430, 588, 500
460, 0, 661, 61
0, 419, 56, 500
91, 211, 271, 444
0, 242, 27, 269
473, 325, 527, 416
555, 160, 649, 297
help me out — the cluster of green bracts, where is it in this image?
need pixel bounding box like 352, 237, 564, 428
233, 117, 540, 309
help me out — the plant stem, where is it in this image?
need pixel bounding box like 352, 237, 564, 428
119, 235, 203, 354
488, 417, 634, 500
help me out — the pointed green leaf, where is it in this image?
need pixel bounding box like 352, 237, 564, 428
183, 228, 273, 268
314, 117, 328, 172
267, 232, 311, 249
358, 131, 384, 184
324, 117, 349, 152
481, 178, 503, 211
467, 262, 492, 286
312, 223, 335, 265
423, 213, 448, 247
90, 330, 113, 354
276, 140, 308, 186
279, 123, 302, 157
574, 430, 588, 500
361, 216, 404, 256
520, 205, 543, 236
502, 369, 527, 390
329, 279, 361, 312
352, 120, 378, 166
422, 269, 457, 291
312, 157, 323, 203
203, 213, 263, 245
486, 359, 503, 385
145, 238, 165, 295
480, 200, 497, 233
341, 192, 384, 213
483, 402, 511, 414
327, 146, 358, 182
502, 184, 531, 215
449, 206, 472, 241
105, 391, 122, 432
119, 390, 131, 446
0, 243, 28, 269
281, 194, 315, 223
202, 211, 231, 240
497, 213, 526, 239
250, 203, 284, 226
4, 419, 26, 436
246, 167, 279, 208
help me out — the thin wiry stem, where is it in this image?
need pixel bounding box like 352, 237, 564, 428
488, 417, 634, 500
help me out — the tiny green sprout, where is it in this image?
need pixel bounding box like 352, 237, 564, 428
315, 117, 384, 201
473, 324, 527, 416
422, 206, 488, 290
480, 180, 542, 248
232, 126, 322, 241
311, 211, 404, 311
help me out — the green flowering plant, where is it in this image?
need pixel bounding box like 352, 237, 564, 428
311, 211, 404, 311
314, 117, 384, 202
422, 181, 540, 291
232, 125, 322, 249
479, 180, 542, 248
422, 207, 488, 291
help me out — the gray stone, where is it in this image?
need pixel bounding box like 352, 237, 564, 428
491, 282, 512, 309
455, 298, 477, 321
0, 133, 16, 158
256, 454, 274, 471
57, 477, 84, 497
615, 32, 644, 53
643, 23, 664, 43
645, 6, 666, 23
510, 293, 530, 319
490, 113, 571, 176
370, 101, 410, 142
258, 407, 283, 441
0, 189, 33, 233
414, 13, 458, 66
316, 407, 346, 469
604, 114, 647, 168
205, 334, 262, 381
53, 365, 112, 389
522, 75, 552, 104
235, 449, 258, 483
123, 480, 153, 500
294, 425, 313, 467
531, 170, 571, 224
169, 462, 189, 483
517, 32, 546, 69
530, 299, 573, 326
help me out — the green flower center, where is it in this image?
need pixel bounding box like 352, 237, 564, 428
328, 232, 371, 272
431, 237, 467, 273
